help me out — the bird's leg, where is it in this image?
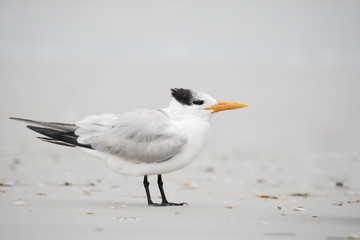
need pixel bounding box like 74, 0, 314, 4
157, 174, 187, 206
157, 174, 168, 204
143, 175, 167, 207
143, 175, 154, 206
143, 175, 187, 207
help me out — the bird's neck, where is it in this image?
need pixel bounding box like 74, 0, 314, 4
161, 99, 211, 121
162, 108, 211, 122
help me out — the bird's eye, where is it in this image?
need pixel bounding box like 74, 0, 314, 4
192, 100, 204, 105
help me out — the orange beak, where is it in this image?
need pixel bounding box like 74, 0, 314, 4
205, 101, 250, 113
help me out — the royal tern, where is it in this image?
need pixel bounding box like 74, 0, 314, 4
11, 88, 249, 206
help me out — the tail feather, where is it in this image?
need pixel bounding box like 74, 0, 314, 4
10, 117, 77, 132
26, 125, 92, 149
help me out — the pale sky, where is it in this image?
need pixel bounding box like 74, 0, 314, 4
1, 1, 359, 66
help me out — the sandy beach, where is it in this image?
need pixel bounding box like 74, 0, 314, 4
1, 147, 359, 240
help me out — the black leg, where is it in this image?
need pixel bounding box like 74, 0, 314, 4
156, 174, 187, 206
157, 174, 168, 204
143, 175, 167, 207
142, 175, 187, 207
143, 175, 153, 206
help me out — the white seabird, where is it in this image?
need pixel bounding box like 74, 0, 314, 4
11, 88, 249, 206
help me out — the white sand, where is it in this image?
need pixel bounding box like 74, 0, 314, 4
1, 148, 359, 240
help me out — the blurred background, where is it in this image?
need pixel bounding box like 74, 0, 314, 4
1, 0, 359, 164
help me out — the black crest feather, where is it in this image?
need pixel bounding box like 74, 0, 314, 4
171, 88, 194, 106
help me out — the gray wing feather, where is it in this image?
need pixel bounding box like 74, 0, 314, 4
75, 109, 187, 163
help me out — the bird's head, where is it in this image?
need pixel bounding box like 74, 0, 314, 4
169, 88, 249, 119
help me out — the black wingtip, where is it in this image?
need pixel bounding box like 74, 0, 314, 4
37, 137, 76, 147
26, 125, 92, 149
26, 125, 40, 131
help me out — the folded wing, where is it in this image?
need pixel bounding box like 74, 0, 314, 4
75, 109, 187, 164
